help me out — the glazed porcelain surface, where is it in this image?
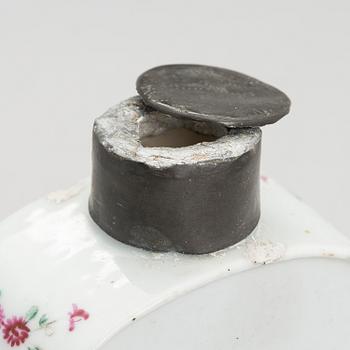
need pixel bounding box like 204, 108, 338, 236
0, 177, 349, 349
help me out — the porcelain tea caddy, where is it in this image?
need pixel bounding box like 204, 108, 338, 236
0, 65, 349, 350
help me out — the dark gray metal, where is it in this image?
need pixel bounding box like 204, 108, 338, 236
89, 126, 261, 254
136, 64, 291, 128
89, 65, 291, 254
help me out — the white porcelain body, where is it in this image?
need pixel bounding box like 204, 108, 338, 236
0, 178, 349, 349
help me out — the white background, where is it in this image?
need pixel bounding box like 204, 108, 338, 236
0, 0, 349, 233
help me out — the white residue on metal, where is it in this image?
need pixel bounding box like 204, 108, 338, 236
244, 236, 286, 264
47, 182, 87, 204
93, 96, 261, 169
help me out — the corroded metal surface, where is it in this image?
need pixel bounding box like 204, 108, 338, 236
89, 97, 261, 254
137, 64, 291, 128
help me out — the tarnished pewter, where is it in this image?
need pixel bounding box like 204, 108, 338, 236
90, 65, 291, 254
89, 97, 262, 254
136, 64, 291, 128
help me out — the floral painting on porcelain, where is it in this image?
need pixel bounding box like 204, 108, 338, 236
0, 290, 89, 348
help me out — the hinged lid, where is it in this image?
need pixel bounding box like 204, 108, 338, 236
136, 64, 291, 128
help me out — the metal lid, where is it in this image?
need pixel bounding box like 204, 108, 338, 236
136, 64, 291, 128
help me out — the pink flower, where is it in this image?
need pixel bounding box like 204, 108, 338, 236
2, 316, 30, 347
260, 175, 269, 183
0, 305, 5, 327
68, 304, 89, 332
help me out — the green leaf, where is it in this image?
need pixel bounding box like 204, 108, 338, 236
25, 306, 39, 322
39, 314, 49, 327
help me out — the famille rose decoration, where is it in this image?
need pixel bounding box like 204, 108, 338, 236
0, 290, 89, 348
1, 65, 349, 350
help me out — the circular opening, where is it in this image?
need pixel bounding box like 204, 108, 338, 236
93, 96, 261, 169
141, 127, 218, 148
